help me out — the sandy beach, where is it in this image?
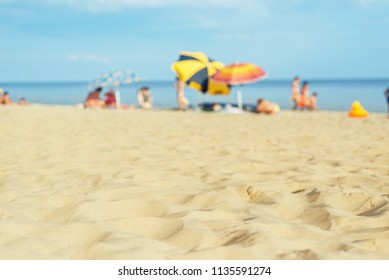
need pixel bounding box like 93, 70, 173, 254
0, 105, 388, 260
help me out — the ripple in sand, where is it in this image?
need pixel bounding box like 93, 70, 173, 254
104, 217, 183, 240
349, 226, 389, 234
357, 198, 388, 217
76, 199, 168, 221
320, 192, 372, 212
221, 229, 255, 246
334, 214, 389, 236
278, 249, 319, 260
14, 203, 80, 223
1, 222, 107, 250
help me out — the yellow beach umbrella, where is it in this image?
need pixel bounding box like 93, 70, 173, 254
171, 51, 229, 94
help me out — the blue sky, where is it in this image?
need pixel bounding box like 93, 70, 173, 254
0, 0, 388, 82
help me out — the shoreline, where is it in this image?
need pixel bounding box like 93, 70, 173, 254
2, 79, 388, 114
1, 103, 388, 116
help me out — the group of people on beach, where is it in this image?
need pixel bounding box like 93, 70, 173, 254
84, 87, 116, 109
290, 76, 318, 111
83, 77, 389, 118
229, 76, 318, 115
0, 88, 28, 106
84, 86, 153, 110
84, 78, 189, 111
175, 75, 319, 115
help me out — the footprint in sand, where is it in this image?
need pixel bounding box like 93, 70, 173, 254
306, 189, 321, 203
298, 207, 332, 231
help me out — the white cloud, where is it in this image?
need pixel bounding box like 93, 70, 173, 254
68, 53, 111, 64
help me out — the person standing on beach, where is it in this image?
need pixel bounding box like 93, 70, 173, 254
175, 78, 188, 111
385, 87, 389, 118
299, 81, 310, 110
290, 76, 300, 110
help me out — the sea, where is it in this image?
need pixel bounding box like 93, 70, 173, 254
1, 79, 388, 113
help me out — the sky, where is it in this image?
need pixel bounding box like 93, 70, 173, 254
0, 0, 388, 82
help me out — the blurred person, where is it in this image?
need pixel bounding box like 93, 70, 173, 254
175, 78, 188, 111
104, 89, 117, 108
85, 87, 104, 108
256, 98, 280, 115
1, 91, 13, 105
299, 81, 310, 110
290, 76, 300, 110
307, 92, 318, 111
18, 97, 29, 105
137, 87, 153, 109
212, 102, 222, 112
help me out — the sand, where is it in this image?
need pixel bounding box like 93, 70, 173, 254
0, 105, 388, 260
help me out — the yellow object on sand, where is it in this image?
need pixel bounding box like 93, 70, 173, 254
348, 101, 368, 118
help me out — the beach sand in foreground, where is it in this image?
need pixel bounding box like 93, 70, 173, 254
0, 105, 388, 259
